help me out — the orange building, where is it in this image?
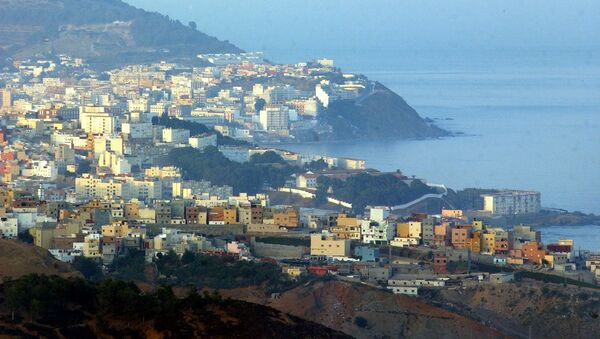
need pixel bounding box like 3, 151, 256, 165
223, 207, 237, 224
521, 241, 546, 264
273, 208, 299, 228
494, 239, 510, 254
451, 225, 471, 249
465, 231, 481, 253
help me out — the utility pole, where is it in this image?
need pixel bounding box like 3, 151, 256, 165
467, 248, 471, 274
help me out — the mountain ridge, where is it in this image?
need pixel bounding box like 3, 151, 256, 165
0, 0, 242, 68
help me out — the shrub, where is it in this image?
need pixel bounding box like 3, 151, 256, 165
354, 316, 368, 328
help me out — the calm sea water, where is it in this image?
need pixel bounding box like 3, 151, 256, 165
536, 225, 600, 252
273, 50, 600, 216
271, 49, 600, 250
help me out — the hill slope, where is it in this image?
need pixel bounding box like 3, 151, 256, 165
0, 0, 242, 67
0, 274, 349, 338
0, 239, 79, 280
219, 280, 502, 338
321, 82, 449, 140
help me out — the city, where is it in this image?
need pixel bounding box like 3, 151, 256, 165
0, 52, 598, 292
0, 0, 599, 337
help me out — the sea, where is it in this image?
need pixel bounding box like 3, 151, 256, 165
268, 48, 600, 251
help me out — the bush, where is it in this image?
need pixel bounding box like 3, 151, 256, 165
354, 316, 368, 328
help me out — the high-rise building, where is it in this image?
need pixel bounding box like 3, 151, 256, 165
79, 106, 116, 135
259, 106, 290, 132
482, 190, 541, 215
1, 89, 11, 112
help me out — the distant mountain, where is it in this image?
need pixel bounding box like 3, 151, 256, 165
0, 0, 242, 68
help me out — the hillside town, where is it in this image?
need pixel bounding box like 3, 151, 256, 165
0, 53, 598, 299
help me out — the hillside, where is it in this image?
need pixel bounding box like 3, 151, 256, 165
320, 82, 449, 140
218, 280, 503, 338
0, 239, 79, 280
0, 0, 241, 68
434, 282, 600, 338
0, 274, 349, 338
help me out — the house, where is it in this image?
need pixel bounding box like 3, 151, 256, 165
0, 215, 18, 238
296, 172, 320, 189
354, 246, 380, 262
388, 286, 418, 296
433, 252, 448, 274
310, 232, 351, 257
361, 219, 395, 245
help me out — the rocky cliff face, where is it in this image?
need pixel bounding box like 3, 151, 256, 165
319, 82, 449, 140
0, 0, 241, 67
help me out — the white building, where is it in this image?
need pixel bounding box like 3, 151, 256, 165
0, 215, 18, 238
79, 106, 116, 134
390, 237, 419, 247
387, 286, 418, 296
296, 172, 319, 189
369, 207, 390, 223
189, 133, 217, 150
361, 219, 395, 245
28, 160, 58, 180
162, 128, 190, 144
482, 190, 541, 215
93, 135, 124, 157
122, 122, 153, 139
259, 106, 290, 132
97, 152, 131, 175
75, 175, 162, 201
219, 146, 250, 163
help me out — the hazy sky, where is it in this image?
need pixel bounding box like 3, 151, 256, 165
126, 0, 599, 62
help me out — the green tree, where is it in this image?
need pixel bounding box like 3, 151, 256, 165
17, 231, 33, 244
254, 98, 266, 113
72, 256, 103, 281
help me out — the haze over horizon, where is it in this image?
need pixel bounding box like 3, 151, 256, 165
127, 0, 600, 63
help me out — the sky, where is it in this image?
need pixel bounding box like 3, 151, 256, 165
125, 0, 600, 61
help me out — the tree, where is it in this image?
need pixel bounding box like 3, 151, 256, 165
314, 187, 328, 206
17, 231, 33, 244
188, 21, 197, 30
254, 97, 266, 113
181, 250, 196, 265
354, 316, 368, 328
72, 256, 102, 281
304, 159, 329, 171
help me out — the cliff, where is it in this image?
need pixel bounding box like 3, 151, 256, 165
319, 82, 450, 140
0, 0, 242, 68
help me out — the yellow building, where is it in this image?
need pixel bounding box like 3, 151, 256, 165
83, 234, 101, 258
273, 208, 299, 228
396, 221, 421, 239
30, 226, 55, 249
124, 202, 140, 220
481, 232, 496, 254
472, 220, 484, 231
101, 222, 129, 238
332, 214, 361, 240
310, 233, 351, 257
441, 209, 463, 219
282, 266, 306, 278
223, 207, 238, 224
466, 231, 482, 253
